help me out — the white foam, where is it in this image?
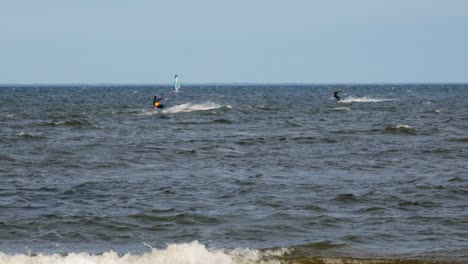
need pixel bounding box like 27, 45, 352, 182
393, 124, 412, 129
163, 102, 227, 114
0, 241, 288, 264
136, 102, 230, 116
331, 107, 350, 111
340, 96, 395, 103
16, 131, 34, 137
385, 124, 416, 133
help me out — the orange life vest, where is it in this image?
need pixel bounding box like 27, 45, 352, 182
154, 101, 160, 108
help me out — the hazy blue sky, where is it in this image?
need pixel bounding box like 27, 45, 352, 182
1, 0, 467, 84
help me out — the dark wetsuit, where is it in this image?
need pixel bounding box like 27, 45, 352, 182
334, 91, 341, 102
153, 96, 165, 109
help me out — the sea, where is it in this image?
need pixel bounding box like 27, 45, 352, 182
0, 84, 467, 264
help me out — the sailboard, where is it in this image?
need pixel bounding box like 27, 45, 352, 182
174, 75, 181, 93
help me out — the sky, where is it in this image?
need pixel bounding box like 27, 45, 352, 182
1, 0, 468, 84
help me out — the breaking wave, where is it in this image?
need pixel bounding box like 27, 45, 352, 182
0, 241, 288, 264
0, 241, 455, 264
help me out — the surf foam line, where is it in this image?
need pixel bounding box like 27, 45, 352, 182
163, 102, 230, 114
0, 241, 288, 264
340, 96, 396, 103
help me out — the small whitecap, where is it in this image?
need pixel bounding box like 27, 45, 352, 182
385, 124, 416, 134
16, 131, 34, 137
332, 107, 351, 111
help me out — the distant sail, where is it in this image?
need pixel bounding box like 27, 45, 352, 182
174, 75, 181, 92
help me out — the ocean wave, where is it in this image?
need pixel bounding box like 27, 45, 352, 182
52, 120, 90, 126
340, 96, 395, 103
384, 124, 416, 134
211, 118, 233, 124
293, 241, 345, 250
0, 241, 456, 264
398, 200, 437, 208
331, 107, 351, 111
16, 131, 34, 138
331, 193, 362, 203
0, 241, 288, 264
15, 131, 45, 139
446, 137, 468, 143
0, 154, 16, 162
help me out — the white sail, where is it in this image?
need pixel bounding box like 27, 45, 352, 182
174, 75, 181, 92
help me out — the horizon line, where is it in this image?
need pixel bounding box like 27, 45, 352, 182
1, 82, 467, 86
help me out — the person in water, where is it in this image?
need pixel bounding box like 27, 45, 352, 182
334, 90, 341, 102
153, 95, 166, 109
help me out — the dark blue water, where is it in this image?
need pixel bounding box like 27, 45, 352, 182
0, 84, 467, 263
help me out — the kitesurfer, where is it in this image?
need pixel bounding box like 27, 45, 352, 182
153, 96, 166, 109
334, 90, 341, 102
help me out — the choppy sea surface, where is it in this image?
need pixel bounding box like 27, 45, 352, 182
0, 84, 467, 264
